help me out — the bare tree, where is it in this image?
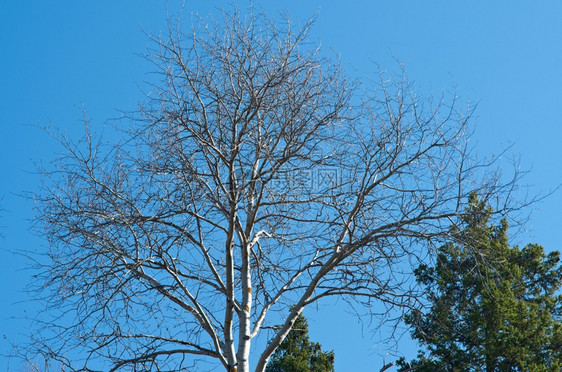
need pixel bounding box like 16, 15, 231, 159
28, 8, 522, 372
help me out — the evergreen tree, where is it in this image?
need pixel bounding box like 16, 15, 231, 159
398, 194, 562, 371
266, 314, 335, 372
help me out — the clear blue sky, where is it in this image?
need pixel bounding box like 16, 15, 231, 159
1, 1, 562, 370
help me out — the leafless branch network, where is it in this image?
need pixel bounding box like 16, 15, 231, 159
24, 7, 527, 372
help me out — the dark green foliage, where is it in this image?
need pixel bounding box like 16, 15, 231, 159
266, 314, 335, 372
398, 193, 562, 371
